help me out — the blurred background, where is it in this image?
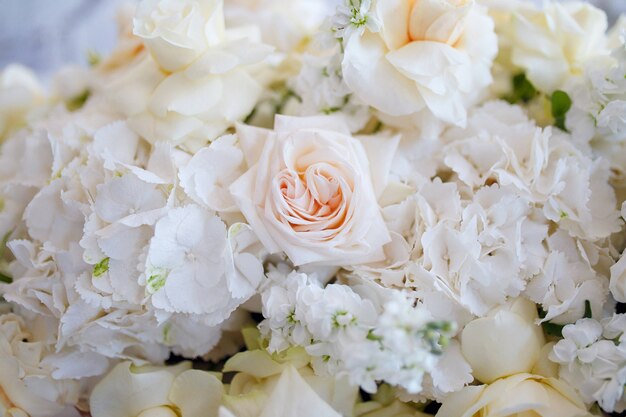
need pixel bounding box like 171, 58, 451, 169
0, 0, 625, 80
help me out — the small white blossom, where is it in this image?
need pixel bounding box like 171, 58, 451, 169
550, 315, 626, 413
259, 271, 454, 394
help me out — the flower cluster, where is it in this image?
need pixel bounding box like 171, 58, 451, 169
0, 0, 626, 416
550, 315, 626, 413
259, 270, 455, 393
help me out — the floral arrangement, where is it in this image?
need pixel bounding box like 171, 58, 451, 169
2, 0, 626, 416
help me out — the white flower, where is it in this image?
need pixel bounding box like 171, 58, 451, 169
461, 298, 545, 384
507, 1, 608, 92
339, 0, 497, 130
550, 316, 626, 413
407, 180, 548, 316
259, 271, 454, 394
332, 0, 381, 40
526, 230, 608, 325
437, 373, 592, 417
0, 130, 53, 241
566, 32, 626, 185
133, 0, 226, 72
443, 101, 622, 241
225, 0, 335, 52
0, 313, 86, 417
230, 115, 395, 267
222, 347, 355, 417
113, 0, 274, 148
259, 272, 313, 352
290, 50, 370, 132
90, 361, 223, 417
0, 65, 44, 140
610, 204, 626, 303
146, 204, 265, 326
179, 134, 245, 212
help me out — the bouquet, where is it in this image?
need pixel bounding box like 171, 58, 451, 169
1, 0, 626, 416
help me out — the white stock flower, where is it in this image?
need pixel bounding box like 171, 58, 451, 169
550, 316, 626, 413
339, 0, 497, 130
230, 115, 395, 267
90, 361, 223, 417
259, 271, 454, 394
290, 50, 370, 133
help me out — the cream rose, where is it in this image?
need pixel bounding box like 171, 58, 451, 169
133, 0, 225, 72
340, 0, 497, 128
461, 298, 546, 384
90, 362, 223, 417
119, 0, 272, 148
507, 1, 608, 92
221, 347, 357, 417
0, 65, 44, 140
436, 373, 593, 417
229, 116, 397, 266
0, 314, 82, 417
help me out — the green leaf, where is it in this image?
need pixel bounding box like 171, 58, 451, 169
506, 73, 538, 104
551, 90, 572, 131
538, 307, 565, 337
542, 321, 565, 338
0, 272, 12, 284
66, 89, 91, 112
93, 257, 110, 278
584, 299, 593, 319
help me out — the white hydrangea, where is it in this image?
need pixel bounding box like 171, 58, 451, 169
259, 271, 454, 394
526, 230, 609, 325
145, 204, 265, 326
550, 315, 626, 413
0, 90, 265, 363
443, 100, 622, 242
567, 30, 626, 183
398, 179, 548, 317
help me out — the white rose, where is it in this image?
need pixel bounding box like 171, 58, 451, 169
123, 0, 273, 148
340, 0, 497, 129
436, 373, 593, 417
133, 0, 225, 72
461, 297, 546, 384
222, 347, 357, 417
508, 1, 608, 92
90, 361, 223, 417
0, 65, 44, 139
0, 314, 82, 417
229, 115, 396, 266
